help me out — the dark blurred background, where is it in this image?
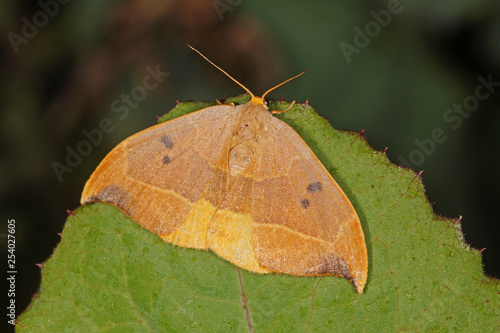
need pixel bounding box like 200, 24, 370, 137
1, 0, 499, 325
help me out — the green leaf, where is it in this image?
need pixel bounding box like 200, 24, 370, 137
18, 97, 499, 332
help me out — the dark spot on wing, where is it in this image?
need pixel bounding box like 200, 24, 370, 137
162, 155, 171, 165
300, 198, 310, 209
87, 185, 131, 213
307, 181, 322, 193
89, 185, 124, 201
314, 255, 354, 283
160, 134, 173, 149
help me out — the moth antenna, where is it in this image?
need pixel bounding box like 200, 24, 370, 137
261, 69, 310, 99
188, 44, 255, 100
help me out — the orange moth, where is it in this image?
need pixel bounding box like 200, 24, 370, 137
81, 46, 368, 293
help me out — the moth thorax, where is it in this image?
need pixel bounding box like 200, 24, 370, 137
228, 105, 266, 176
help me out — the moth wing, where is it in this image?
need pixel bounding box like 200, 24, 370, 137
249, 116, 368, 293
81, 104, 240, 239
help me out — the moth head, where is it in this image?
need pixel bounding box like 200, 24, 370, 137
249, 96, 267, 109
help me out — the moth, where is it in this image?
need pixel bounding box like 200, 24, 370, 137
81, 46, 368, 293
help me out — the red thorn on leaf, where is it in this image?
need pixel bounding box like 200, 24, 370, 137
66, 209, 75, 216
457, 215, 463, 224
359, 129, 365, 135
479, 247, 486, 253
382, 147, 388, 154
417, 170, 424, 177
176, 99, 180, 104
280, 95, 284, 102
36, 263, 43, 268
304, 99, 309, 105
57, 232, 62, 236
